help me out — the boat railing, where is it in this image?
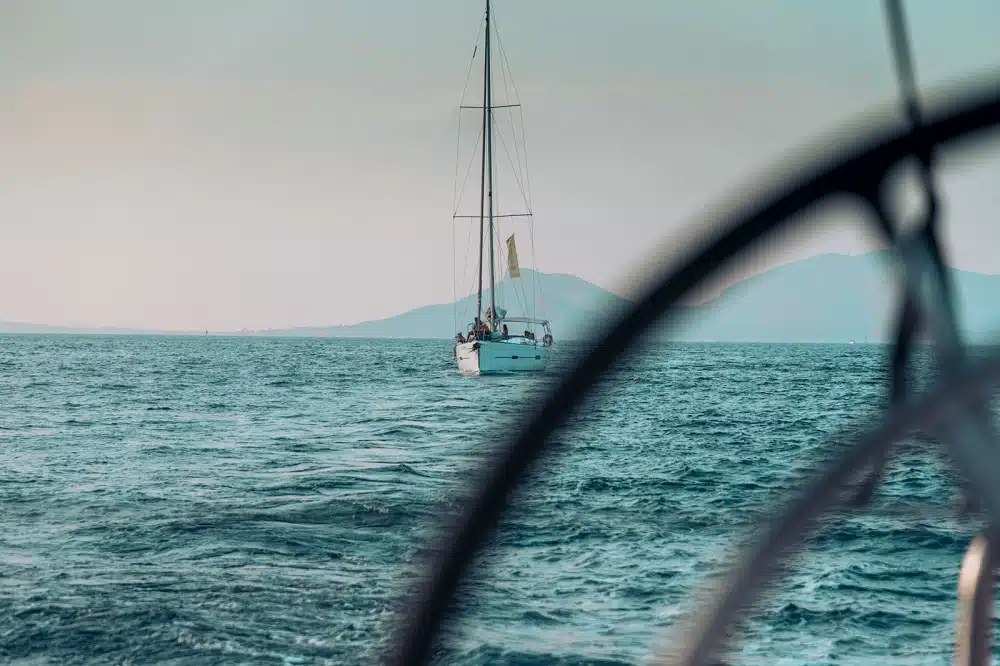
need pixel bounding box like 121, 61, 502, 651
498, 317, 551, 336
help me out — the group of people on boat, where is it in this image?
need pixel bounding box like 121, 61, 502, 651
455, 317, 493, 343
453, 318, 553, 347
519, 329, 552, 346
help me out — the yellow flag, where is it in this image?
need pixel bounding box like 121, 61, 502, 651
506, 234, 520, 278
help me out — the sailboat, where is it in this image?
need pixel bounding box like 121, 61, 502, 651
452, 0, 553, 376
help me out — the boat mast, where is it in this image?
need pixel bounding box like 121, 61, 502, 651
485, 0, 496, 330
475, 2, 490, 326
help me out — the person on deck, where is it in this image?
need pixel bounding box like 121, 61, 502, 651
502, 324, 509, 338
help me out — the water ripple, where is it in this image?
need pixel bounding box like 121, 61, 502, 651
0, 336, 991, 664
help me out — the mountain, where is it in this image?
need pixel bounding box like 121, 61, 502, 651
671, 250, 1000, 343
295, 251, 1000, 343
259, 268, 631, 340
289, 251, 1000, 343
4, 253, 1000, 342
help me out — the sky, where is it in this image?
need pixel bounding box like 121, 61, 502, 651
2, 1, 1000, 331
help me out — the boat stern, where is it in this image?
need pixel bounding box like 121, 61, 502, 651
455, 341, 480, 375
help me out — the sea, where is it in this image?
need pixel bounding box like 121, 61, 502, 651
0, 335, 992, 665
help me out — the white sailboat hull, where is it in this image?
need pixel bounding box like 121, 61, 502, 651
455, 339, 550, 375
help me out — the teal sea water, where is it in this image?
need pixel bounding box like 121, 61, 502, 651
0, 336, 988, 664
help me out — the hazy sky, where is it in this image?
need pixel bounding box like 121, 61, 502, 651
2, 1, 1000, 331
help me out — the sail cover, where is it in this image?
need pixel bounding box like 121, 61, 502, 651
506, 234, 520, 278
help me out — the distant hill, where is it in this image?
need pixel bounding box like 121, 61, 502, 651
4, 252, 1000, 342
672, 249, 1000, 343
258, 268, 631, 340
282, 251, 1000, 343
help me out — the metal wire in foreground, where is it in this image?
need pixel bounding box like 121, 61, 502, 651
384, 70, 1000, 666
